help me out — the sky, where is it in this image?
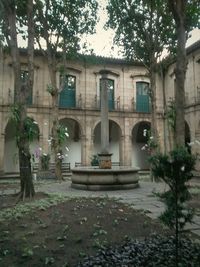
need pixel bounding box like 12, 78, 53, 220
84, 1, 200, 58
18, 0, 200, 58
81, 0, 120, 57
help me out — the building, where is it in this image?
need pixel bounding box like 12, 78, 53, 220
0, 40, 200, 174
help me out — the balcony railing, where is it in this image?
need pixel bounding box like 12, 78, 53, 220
94, 95, 122, 111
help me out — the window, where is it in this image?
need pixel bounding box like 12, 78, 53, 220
59, 75, 76, 108
136, 82, 150, 113
21, 70, 29, 82
14, 70, 32, 105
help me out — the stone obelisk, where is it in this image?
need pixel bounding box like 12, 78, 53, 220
98, 70, 112, 169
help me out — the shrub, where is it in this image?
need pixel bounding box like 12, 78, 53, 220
40, 154, 50, 171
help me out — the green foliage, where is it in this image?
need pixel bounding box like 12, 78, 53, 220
47, 84, 57, 96
40, 154, 50, 171
107, 0, 199, 62
10, 104, 21, 124
10, 105, 39, 143
57, 124, 69, 146
45, 256, 55, 265
35, 0, 98, 55
24, 117, 40, 142
143, 129, 158, 152
21, 247, 34, 258
149, 146, 196, 231
166, 100, 176, 131
106, 0, 175, 64
0, 193, 70, 222
90, 154, 99, 166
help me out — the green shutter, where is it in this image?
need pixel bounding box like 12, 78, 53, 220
136, 82, 150, 113
59, 75, 76, 108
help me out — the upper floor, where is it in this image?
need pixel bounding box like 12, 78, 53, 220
0, 50, 164, 114
0, 41, 199, 116
164, 40, 200, 108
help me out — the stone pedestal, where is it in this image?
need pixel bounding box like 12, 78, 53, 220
98, 153, 112, 169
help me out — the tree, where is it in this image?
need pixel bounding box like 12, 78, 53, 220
107, 0, 175, 152
167, 0, 200, 146
34, 0, 98, 179
150, 146, 196, 266
0, 0, 38, 199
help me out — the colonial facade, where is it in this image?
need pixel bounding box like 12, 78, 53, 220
0, 40, 200, 174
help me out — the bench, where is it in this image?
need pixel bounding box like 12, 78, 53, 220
75, 162, 82, 167
112, 162, 120, 166
75, 162, 120, 167
33, 162, 71, 173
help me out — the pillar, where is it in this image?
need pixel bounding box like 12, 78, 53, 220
120, 134, 132, 166
0, 133, 5, 173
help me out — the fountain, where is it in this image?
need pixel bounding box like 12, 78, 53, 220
71, 70, 139, 190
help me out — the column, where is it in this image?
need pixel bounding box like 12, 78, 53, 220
100, 71, 109, 154
120, 134, 132, 166
0, 133, 5, 173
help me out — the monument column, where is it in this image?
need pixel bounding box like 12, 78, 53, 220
100, 71, 109, 153
98, 70, 112, 168
0, 133, 5, 174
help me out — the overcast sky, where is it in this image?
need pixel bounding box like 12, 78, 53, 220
84, 1, 200, 58
18, 0, 200, 58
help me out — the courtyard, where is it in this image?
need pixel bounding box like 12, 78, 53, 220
0, 178, 200, 266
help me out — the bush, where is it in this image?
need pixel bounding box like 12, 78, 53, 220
40, 154, 50, 171
91, 154, 99, 166
149, 146, 196, 231
77, 235, 200, 267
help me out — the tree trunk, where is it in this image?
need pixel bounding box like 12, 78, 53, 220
4, 1, 35, 198
174, 21, 186, 146
168, 0, 187, 146
48, 59, 63, 180
37, 1, 63, 180
150, 61, 159, 153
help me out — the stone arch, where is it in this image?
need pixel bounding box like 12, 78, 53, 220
59, 115, 84, 136
131, 121, 151, 169
92, 117, 123, 136
185, 121, 191, 144
58, 117, 82, 168
4, 118, 40, 173
93, 119, 122, 163
185, 120, 191, 153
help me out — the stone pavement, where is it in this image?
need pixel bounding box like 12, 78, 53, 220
36, 179, 200, 238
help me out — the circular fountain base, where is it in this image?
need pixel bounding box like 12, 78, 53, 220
71, 166, 140, 191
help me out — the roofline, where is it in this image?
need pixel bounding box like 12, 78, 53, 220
186, 40, 200, 55
16, 48, 144, 67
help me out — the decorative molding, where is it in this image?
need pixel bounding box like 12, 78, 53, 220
130, 74, 149, 79
94, 69, 120, 77
66, 67, 82, 73
8, 62, 40, 69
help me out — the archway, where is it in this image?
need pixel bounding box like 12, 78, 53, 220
59, 118, 82, 168
185, 121, 191, 152
132, 121, 150, 169
185, 121, 190, 144
4, 119, 40, 173
4, 120, 18, 172
93, 120, 121, 163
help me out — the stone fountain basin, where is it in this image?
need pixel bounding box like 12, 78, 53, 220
71, 166, 140, 191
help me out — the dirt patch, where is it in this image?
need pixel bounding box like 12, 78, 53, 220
0, 192, 48, 210
0, 195, 168, 267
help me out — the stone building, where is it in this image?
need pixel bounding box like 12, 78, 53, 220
0, 40, 199, 174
